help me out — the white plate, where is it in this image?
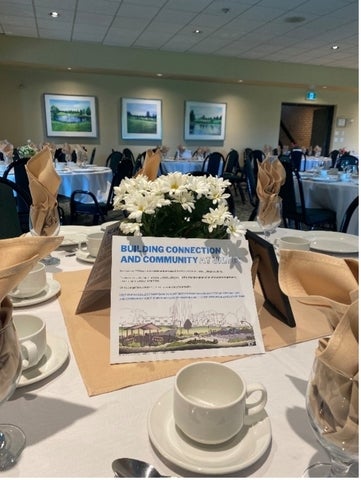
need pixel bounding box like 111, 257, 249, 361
306, 231, 359, 253
10, 278, 61, 308
240, 221, 264, 233
59, 225, 101, 246
76, 249, 96, 263
147, 389, 271, 476
17, 334, 69, 387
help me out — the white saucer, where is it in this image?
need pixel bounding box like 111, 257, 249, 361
17, 334, 69, 387
306, 231, 359, 253
147, 390, 271, 475
240, 221, 264, 233
76, 249, 96, 263
10, 278, 61, 308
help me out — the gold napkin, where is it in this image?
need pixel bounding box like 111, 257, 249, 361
256, 155, 285, 225
309, 300, 358, 455
26, 147, 61, 236
136, 149, 162, 180
0, 236, 63, 303
278, 250, 358, 328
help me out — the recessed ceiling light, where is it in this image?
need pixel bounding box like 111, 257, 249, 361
284, 16, 305, 23
156, 73, 163, 77
49, 11, 60, 18
193, 29, 202, 34
67, 67, 72, 71
331, 45, 339, 50
238, 79, 243, 83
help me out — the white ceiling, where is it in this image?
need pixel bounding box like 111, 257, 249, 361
0, 0, 358, 70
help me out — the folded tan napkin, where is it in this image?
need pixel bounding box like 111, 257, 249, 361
26, 147, 61, 236
0, 236, 63, 303
256, 156, 285, 225
136, 149, 162, 180
278, 250, 358, 329
308, 300, 358, 455
55, 270, 332, 396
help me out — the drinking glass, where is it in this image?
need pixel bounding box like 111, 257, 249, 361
257, 197, 282, 239
0, 313, 26, 470
303, 356, 358, 477
29, 205, 61, 266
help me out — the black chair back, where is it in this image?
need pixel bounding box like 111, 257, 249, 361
123, 148, 135, 164
329, 150, 340, 168
3, 156, 32, 218
224, 149, 240, 174
89, 148, 96, 164
0, 176, 32, 237
289, 149, 305, 171
202, 152, 225, 176
106, 150, 123, 174
337, 155, 358, 171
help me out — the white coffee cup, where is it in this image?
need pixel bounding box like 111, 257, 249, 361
274, 236, 310, 251
13, 314, 47, 370
10, 262, 47, 298
173, 361, 267, 445
86, 232, 104, 257
339, 172, 349, 182
319, 169, 328, 177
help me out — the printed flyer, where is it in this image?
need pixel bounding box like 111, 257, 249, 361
110, 235, 264, 363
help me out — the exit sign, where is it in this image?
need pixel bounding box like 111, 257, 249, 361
306, 91, 317, 100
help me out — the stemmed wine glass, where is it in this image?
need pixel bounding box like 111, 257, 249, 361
303, 356, 358, 477
29, 205, 61, 266
256, 197, 282, 239
0, 309, 26, 470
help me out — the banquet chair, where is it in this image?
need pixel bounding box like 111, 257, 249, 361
222, 149, 246, 203
123, 148, 135, 165
105, 150, 123, 173
0, 176, 32, 237
249, 149, 265, 178
289, 149, 305, 171
243, 158, 259, 221
279, 161, 337, 230
3, 156, 32, 227
337, 155, 358, 171
70, 156, 134, 225
329, 150, 340, 168
339, 196, 359, 233
201, 152, 225, 176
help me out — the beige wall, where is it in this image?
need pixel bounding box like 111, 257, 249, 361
0, 38, 358, 165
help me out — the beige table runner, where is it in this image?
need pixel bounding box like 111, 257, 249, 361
55, 270, 332, 396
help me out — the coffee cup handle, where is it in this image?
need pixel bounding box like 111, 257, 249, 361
245, 383, 267, 416
20, 340, 38, 369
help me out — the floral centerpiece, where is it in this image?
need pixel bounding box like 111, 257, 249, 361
113, 172, 245, 239
18, 141, 38, 158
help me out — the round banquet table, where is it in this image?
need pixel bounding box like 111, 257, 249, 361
2, 225, 358, 478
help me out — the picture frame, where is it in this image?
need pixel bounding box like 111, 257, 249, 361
121, 98, 162, 140
245, 230, 296, 328
184, 101, 226, 141
43, 94, 98, 138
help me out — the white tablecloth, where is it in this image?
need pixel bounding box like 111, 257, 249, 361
2, 227, 357, 478
300, 177, 359, 234
302, 156, 332, 171
161, 159, 203, 174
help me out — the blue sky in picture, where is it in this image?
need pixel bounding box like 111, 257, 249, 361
50, 99, 91, 111
128, 102, 157, 117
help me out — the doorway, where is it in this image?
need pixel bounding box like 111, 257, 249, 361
279, 103, 334, 155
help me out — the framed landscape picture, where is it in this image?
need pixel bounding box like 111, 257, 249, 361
184, 101, 226, 141
122, 98, 162, 140
44, 94, 98, 137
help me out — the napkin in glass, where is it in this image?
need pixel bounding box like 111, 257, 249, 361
278, 250, 358, 329
256, 155, 285, 225
25, 147, 61, 236
136, 149, 162, 181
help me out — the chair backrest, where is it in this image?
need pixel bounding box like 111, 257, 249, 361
278, 160, 303, 220
224, 149, 240, 174
0, 177, 32, 238
202, 152, 225, 176
339, 196, 359, 233
3, 156, 32, 214
243, 158, 258, 207
289, 149, 304, 171
123, 148, 135, 164
329, 149, 340, 168
88, 147, 96, 164
106, 156, 134, 208
106, 150, 123, 174
337, 155, 358, 171
250, 149, 265, 177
